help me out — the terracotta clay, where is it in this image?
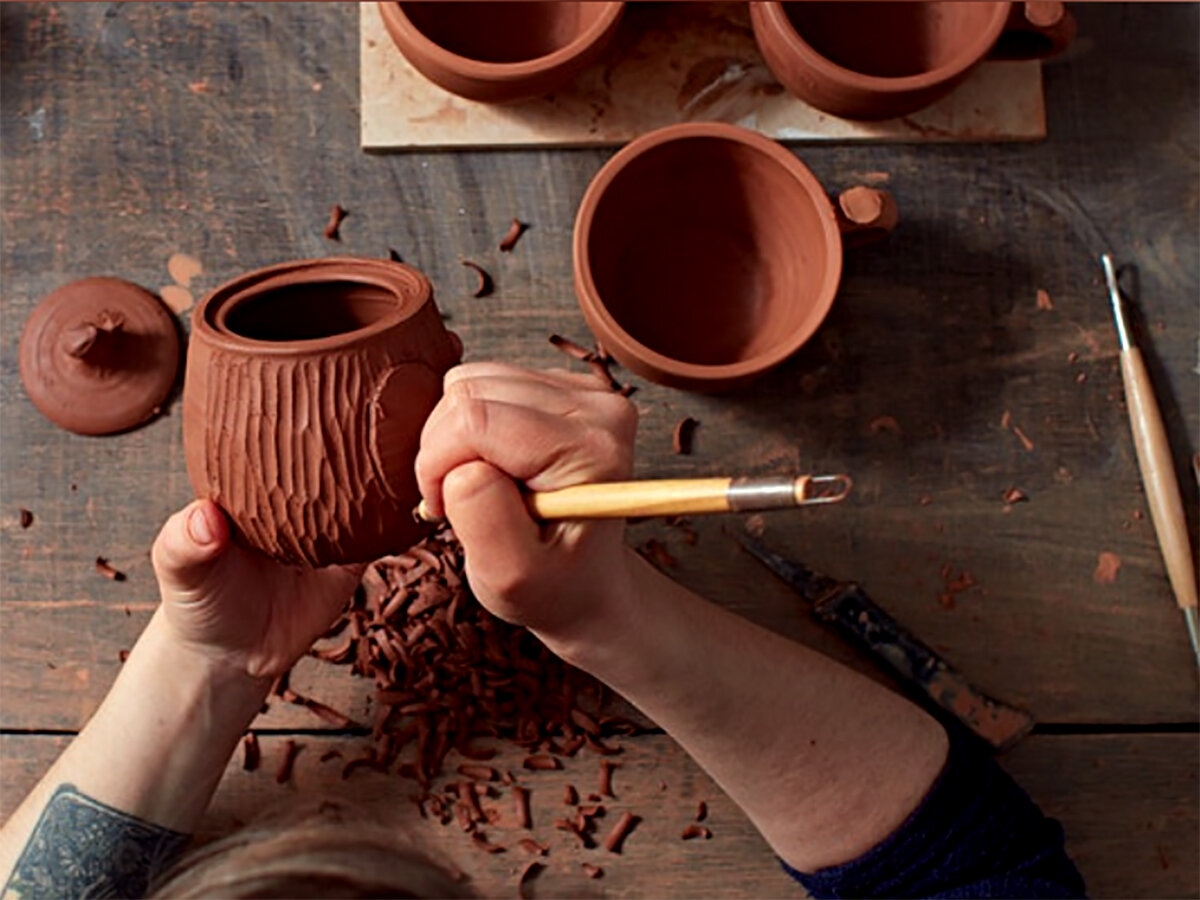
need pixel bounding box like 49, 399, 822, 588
750, 1, 1075, 120
19, 277, 181, 435
182, 257, 461, 567
379, 2, 624, 104
573, 123, 896, 392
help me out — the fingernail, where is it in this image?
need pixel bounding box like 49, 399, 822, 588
187, 506, 215, 545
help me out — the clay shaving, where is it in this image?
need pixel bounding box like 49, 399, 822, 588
681, 824, 712, 840
603, 810, 639, 853
1093, 551, 1121, 584
581, 862, 604, 879
517, 860, 544, 899
672, 417, 698, 455
275, 739, 303, 784
499, 218, 527, 252
1036, 289, 1054, 311
323, 204, 348, 241
241, 733, 260, 771
1002, 487, 1028, 505
547, 333, 636, 396
695, 800, 708, 821
95, 557, 125, 581
461, 260, 493, 298
18, 509, 33, 529
388, 248, 404, 263
637, 538, 676, 570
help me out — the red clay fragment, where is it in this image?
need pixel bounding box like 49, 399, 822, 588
1012, 425, 1035, 452
602, 810, 638, 853
499, 218, 527, 252
95, 557, 125, 581
323, 204, 347, 240
513, 785, 532, 829
681, 823, 712, 840
18, 508, 32, 528
1036, 289, 1054, 311
564, 784, 578, 806
275, 739, 303, 784
637, 538, 676, 570
516, 838, 548, 856
523, 754, 560, 771
1002, 487, 1028, 505
581, 862, 604, 879
695, 800, 708, 822
598, 760, 617, 798
517, 860, 544, 900
1093, 551, 1121, 584
549, 333, 594, 361
672, 417, 698, 455
457, 764, 498, 781
241, 733, 260, 772
461, 260, 493, 298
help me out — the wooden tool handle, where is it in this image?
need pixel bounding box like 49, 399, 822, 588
414, 475, 852, 523
1122, 348, 1199, 611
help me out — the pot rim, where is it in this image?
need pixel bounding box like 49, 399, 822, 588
753, 0, 1010, 94
573, 122, 843, 384
194, 257, 432, 357
378, 1, 625, 83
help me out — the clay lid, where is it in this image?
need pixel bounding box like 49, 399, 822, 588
19, 277, 181, 435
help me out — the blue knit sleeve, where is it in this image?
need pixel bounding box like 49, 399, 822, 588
780, 729, 1086, 899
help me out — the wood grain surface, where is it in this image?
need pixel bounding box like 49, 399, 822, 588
1, 3, 1197, 898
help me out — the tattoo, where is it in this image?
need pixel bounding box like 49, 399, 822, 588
3, 784, 189, 899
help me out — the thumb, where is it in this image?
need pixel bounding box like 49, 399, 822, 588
442, 461, 542, 600
151, 499, 232, 600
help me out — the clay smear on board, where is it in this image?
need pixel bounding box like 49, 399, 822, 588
1093, 551, 1121, 584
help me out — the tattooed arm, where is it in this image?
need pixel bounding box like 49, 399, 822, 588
0, 502, 360, 899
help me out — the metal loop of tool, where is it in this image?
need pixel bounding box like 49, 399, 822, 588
726, 474, 853, 511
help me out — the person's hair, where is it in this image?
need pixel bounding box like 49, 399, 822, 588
149, 797, 474, 899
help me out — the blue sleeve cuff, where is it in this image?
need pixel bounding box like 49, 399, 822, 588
780, 728, 1086, 899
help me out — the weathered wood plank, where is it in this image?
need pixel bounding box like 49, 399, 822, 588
1, 2, 1197, 731
2, 732, 1196, 899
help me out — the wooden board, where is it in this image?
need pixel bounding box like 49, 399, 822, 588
2, 732, 1196, 899
361, 2, 1046, 150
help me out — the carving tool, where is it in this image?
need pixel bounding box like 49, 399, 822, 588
735, 532, 1035, 751
414, 474, 852, 523
1102, 254, 1200, 667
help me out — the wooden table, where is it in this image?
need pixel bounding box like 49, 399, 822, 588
1, 3, 1197, 897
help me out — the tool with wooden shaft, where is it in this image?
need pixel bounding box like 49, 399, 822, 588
1103, 254, 1199, 668
414, 474, 852, 523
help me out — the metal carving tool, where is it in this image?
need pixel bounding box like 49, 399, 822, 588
415, 474, 852, 523
1102, 254, 1200, 667
735, 532, 1035, 751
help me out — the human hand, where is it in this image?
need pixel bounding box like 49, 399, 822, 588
150, 500, 361, 679
415, 363, 639, 643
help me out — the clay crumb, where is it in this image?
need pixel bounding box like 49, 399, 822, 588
695, 800, 708, 821
241, 733, 260, 771
461, 260, 493, 297
672, 417, 698, 455
637, 538, 676, 570
744, 514, 766, 538
549, 333, 595, 361
1002, 487, 1028, 505
868, 415, 903, 436
1012, 425, 1035, 452
323, 204, 348, 240
18, 508, 33, 528
187, 80, 210, 94
159, 284, 194, 314
167, 252, 203, 289
681, 824, 712, 840
1093, 551, 1121, 584
1067, 352, 1079, 364
1132, 510, 1144, 520
522, 754, 559, 771
918, 494, 933, 507
602, 811, 639, 853
95, 557, 125, 582
516, 838, 547, 856
1036, 289, 1054, 311
275, 739, 304, 784
118, 649, 130, 663
581, 862, 604, 879
319, 749, 343, 763
499, 218, 527, 252
1000, 410, 1012, 430
388, 247, 404, 263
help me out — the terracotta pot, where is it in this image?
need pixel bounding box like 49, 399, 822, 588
379, 1, 625, 104
750, 1, 1076, 120
573, 123, 896, 393
183, 258, 462, 567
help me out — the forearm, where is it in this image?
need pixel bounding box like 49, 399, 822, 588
0, 607, 270, 895
537, 549, 948, 873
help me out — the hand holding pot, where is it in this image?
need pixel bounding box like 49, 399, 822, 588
415, 363, 639, 641
151, 499, 362, 680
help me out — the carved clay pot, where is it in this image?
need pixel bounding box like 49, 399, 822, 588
750, 1, 1076, 120
378, 1, 624, 103
573, 123, 896, 392
183, 258, 461, 567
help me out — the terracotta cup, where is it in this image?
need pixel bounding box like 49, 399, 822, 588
183, 258, 462, 568
379, 1, 625, 104
573, 123, 896, 392
750, 1, 1076, 120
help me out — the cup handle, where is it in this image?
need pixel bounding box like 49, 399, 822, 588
989, 2, 1076, 60
834, 187, 898, 250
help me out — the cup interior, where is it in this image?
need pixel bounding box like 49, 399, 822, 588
398, 2, 605, 63
586, 136, 833, 367
222, 281, 397, 342
784, 1, 1000, 77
